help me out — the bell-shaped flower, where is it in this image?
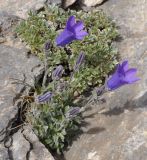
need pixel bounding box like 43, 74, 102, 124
56, 16, 88, 47
107, 60, 140, 90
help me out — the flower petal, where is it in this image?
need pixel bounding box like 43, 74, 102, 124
56, 16, 87, 46
73, 21, 84, 32
66, 16, 75, 30
107, 72, 126, 90
107, 60, 140, 90
124, 68, 140, 83
122, 60, 129, 71
75, 31, 88, 40
117, 63, 125, 76
115, 64, 121, 73
56, 29, 75, 47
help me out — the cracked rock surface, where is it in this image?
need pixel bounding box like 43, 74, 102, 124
64, 0, 147, 160
9, 127, 54, 160
10, 130, 30, 160
0, 0, 49, 19
23, 126, 54, 160
0, 12, 54, 160
0, 0, 64, 19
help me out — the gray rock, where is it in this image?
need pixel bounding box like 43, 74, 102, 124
80, 0, 104, 7
0, 14, 54, 160
49, 0, 62, 5
0, 12, 19, 35
0, 12, 20, 45
10, 130, 30, 160
8, 127, 55, 160
0, 145, 9, 160
0, 43, 41, 127
0, 44, 41, 159
64, 0, 147, 160
62, 0, 76, 8
0, 0, 47, 19
23, 126, 54, 160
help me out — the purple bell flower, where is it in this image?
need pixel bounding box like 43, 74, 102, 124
107, 60, 140, 90
56, 16, 88, 47
52, 65, 64, 80
74, 52, 85, 71
35, 91, 53, 103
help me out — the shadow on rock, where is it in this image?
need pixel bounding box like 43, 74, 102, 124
102, 91, 147, 116
85, 127, 105, 134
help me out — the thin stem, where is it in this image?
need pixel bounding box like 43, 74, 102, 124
42, 54, 49, 88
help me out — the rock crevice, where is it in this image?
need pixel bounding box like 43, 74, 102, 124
0, 12, 54, 160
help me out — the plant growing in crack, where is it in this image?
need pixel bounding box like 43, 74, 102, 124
12, 5, 140, 155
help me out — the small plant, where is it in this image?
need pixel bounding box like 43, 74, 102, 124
16, 5, 139, 154
16, 5, 118, 92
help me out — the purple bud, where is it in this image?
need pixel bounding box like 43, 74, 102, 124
66, 107, 81, 118
95, 85, 105, 96
52, 65, 64, 80
44, 41, 51, 51
74, 52, 85, 71
35, 91, 53, 103
56, 81, 67, 92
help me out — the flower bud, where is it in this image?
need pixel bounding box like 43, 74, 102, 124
66, 107, 81, 119
44, 41, 51, 51
52, 65, 64, 80
74, 52, 85, 71
35, 91, 53, 103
